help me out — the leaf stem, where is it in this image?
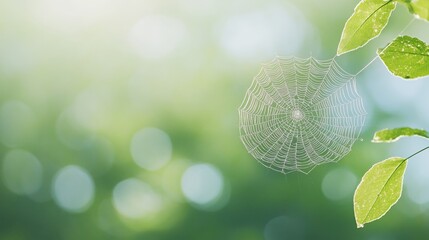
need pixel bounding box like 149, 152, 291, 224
406, 145, 429, 160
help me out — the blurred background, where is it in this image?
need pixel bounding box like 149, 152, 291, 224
1, 0, 429, 239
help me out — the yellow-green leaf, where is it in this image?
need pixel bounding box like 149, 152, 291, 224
372, 127, 429, 143
402, 0, 429, 21
354, 157, 407, 228
337, 0, 396, 55
378, 36, 429, 79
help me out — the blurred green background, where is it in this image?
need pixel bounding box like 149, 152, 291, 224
1, 0, 429, 239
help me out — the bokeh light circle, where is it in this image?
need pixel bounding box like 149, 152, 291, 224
181, 163, 225, 208
321, 168, 357, 201
130, 128, 172, 171
52, 165, 95, 213
113, 178, 163, 219
2, 149, 43, 195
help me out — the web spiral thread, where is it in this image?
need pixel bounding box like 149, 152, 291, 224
238, 56, 366, 174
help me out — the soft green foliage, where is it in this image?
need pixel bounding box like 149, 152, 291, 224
378, 36, 429, 79
354, 157, 407, 228
337, 0, 396, 55
403, 0, 429, 21
372, 127, 429, 143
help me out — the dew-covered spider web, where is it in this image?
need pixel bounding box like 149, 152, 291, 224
238, 56, 366, 174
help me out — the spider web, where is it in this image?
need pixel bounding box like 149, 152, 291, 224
238, 56, 366, 174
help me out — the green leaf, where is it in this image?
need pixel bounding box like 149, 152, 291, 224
378, 36, 429, 79
337, 0, 396, 55
402, 0, 429, 21
372, 127, 429, 143
354, 157, 407, 228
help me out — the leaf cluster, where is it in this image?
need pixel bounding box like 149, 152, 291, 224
336, 0, 429, 228
338, 0, 429, 79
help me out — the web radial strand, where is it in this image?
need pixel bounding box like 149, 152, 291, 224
239, 56, 366, 174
